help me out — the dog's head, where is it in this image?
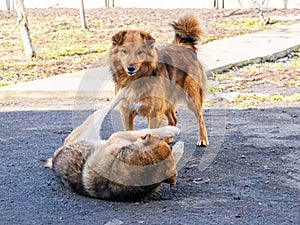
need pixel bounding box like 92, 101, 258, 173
134, 133, 163, 150
110, 30, 156, 76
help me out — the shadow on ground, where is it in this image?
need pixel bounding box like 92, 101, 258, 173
0, 108, 299, 224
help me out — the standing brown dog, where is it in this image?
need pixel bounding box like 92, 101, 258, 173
109, 15, 208, 146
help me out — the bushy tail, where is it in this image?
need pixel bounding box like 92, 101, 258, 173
42, 158, 53, 168
170, 15, 203, 51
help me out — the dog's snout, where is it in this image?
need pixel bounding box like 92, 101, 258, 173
127, 64, 136, 72
126, 64, 137, 76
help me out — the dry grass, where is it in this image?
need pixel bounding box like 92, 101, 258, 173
1, 7, 299, 86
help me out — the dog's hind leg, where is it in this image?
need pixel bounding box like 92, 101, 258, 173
164, 141, 184, 187
64, 87, 129, 145
172, 141, 184, 164
185, 82, 208, 146
187, 98, 208, 147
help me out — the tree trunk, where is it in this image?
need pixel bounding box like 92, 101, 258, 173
15, 0, 35, 57
106, 0, 115, 8
283, 0, 288, 9
214, 0, 224, 9
80, 0, 88, 29
6, 0, 11, 11
214, 0, 219, 9
252, 0, 268, 25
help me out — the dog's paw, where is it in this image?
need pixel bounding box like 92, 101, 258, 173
172, 141, 184, 163
173, 141, 184, 151
152, 126, 180, 139
162, 126, 180, 137
197, 138, 209, 147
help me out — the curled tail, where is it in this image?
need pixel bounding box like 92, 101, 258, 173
170, 15, 203, 51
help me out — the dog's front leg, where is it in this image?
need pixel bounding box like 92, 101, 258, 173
150, 126, 180, 139
119, 103, 135, 131
148, 112, 177, 143
147, 109, 165, 129
165, 141, 184, 186
106, 129, 151, 145
106, 126, 180, 145
64, 111, 97, 145
147, 116, 162, 129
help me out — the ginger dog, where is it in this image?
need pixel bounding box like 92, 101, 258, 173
109, 15, 208, 146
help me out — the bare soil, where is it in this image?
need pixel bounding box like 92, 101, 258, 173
1, 7, 300, 85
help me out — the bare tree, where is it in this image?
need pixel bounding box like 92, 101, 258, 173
214, 0, 224, 9
15, 0, 35, 57
252, 0, 270, 25
6, 0, 11, 11
283, 0, 288, 9
105, 0, 115, 8
80, 0, 88, 29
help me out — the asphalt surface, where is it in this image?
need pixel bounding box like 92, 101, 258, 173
0, 106, 299, 225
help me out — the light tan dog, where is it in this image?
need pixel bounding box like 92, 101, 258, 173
44, 88, 184, 201
109, 15, 208, 146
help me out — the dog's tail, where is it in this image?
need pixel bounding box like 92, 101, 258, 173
41, 158, 53, 168
170, 15, 203, 51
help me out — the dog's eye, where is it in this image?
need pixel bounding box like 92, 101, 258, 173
121, 49, 128, 55
136, 50, 144, 56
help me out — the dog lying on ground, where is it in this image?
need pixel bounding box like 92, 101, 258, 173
44, 88, 184, 201
109, 15, 208, 146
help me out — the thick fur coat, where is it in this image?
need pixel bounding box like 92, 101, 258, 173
45, 88, 184, 201
109, 16, 208, 146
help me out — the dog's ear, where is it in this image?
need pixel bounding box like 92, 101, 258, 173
140, 133, 151, 141
140, 31, 155, 48
111, 31, 127, 46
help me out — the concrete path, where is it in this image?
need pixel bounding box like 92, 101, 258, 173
1, 23, 299, 100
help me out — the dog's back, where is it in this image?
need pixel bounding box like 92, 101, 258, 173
50, 138, 178, 201
158, 15, 207, 111
51, 142, 93, 196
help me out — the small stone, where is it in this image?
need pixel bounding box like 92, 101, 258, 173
233, 196, 241, 200
193, 178, 203, 184
104, 219, 124, 225
235, 213, 241, 218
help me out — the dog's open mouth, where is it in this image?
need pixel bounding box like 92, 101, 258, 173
125, 70, 136, 76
